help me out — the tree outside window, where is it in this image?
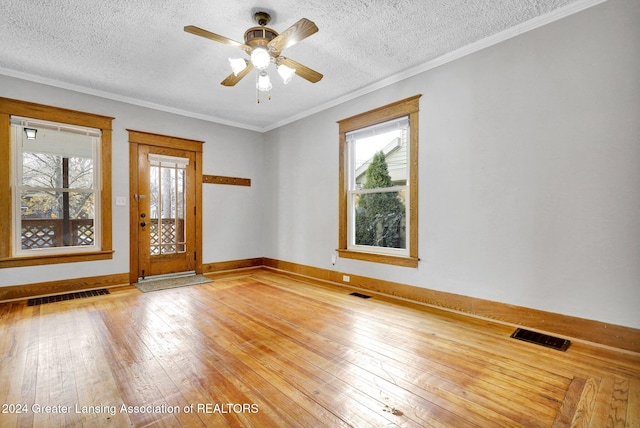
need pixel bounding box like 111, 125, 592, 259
355, 151, 406, 249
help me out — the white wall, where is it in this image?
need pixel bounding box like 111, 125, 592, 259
0, 75, 264, 286
263, 0, 640, 328
1, 0, 638, 329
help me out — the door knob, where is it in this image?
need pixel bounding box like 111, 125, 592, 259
140, 221, 147, 227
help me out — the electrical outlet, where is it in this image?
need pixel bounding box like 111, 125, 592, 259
342, 275, 350, 282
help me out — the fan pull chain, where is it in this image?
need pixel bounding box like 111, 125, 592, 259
256, 72, 262, 103
255, 72, 272, 104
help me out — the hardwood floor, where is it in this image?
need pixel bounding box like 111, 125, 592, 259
1, 268, 638, 427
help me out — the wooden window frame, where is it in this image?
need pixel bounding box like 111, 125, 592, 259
337, 95, 421, 268
0, 97, 114, 268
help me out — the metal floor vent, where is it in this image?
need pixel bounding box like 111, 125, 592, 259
511, 328, 571, 352
349, 292, 371, 299
28, 289, 110, 306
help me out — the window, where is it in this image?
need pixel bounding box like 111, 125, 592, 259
12, 118, 101, 255
338, 95, 421, 267
0, 97, 113, 267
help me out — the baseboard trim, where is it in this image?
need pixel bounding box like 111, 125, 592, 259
0, 257, 264, 302
202, 257, 264, 274
3, 257, 637, 353
0, 273, 130, 302
262, 258, 640, 354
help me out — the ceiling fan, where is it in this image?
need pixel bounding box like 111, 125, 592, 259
184, 12, 323, 102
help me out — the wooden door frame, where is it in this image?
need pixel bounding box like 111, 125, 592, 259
128, 130, 204, 284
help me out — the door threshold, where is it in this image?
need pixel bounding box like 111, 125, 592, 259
138, 271, 196, 283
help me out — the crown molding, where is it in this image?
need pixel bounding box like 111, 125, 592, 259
0, 0, 607, 134
264, 0, 608, 132
0, 67, 263, 133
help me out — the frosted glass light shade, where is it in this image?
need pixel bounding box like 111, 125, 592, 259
256, 71, 272, 92
250, 47, 271, 70
277, 64, 296, 84
228, 58, 247, 76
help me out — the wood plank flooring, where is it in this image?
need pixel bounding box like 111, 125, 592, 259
1, 268, 639, 427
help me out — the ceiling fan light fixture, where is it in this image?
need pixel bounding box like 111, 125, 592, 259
184, 14, 322, 102
250, 47, 271, 70
228, 57, 247, 76
256, 70, 272, 92
277, 64, 296, 84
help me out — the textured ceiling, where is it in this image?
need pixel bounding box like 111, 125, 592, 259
1, 0, 594, 131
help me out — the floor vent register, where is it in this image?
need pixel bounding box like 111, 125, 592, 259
511, 328, 571, 351
28, 289, 110, 306
349, 292, 372, 299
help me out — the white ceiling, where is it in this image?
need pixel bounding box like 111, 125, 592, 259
1, 0, 600, 132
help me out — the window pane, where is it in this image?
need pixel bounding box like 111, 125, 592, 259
20, 190, 94, 219
22, 153, 63, 188
20, 190, 95, 249
351, 118, 408, 190
21, 190, 61, 218
69, 191, 95, 219
149, 163, 187, 256
18, 124, 97, 252
353, 189, 406, 249
161, 167, 176, 220
149, 165, 159, 219
68, 157, 94, 189
22, 153, 93, 190
176, 168, 186, 252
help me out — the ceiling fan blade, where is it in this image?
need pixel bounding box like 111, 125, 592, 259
268, 18, 318, 53
221, 63, 254, 86
184, 25, 251, 53
279, 58, 323, 83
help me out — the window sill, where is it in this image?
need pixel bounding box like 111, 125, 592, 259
337, 249, 419, 268
0, 250, 114, 268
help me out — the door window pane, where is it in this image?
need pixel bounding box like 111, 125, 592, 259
148, 155, 188, 256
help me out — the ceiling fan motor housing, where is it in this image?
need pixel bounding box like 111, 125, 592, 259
244, 27, 279, 50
